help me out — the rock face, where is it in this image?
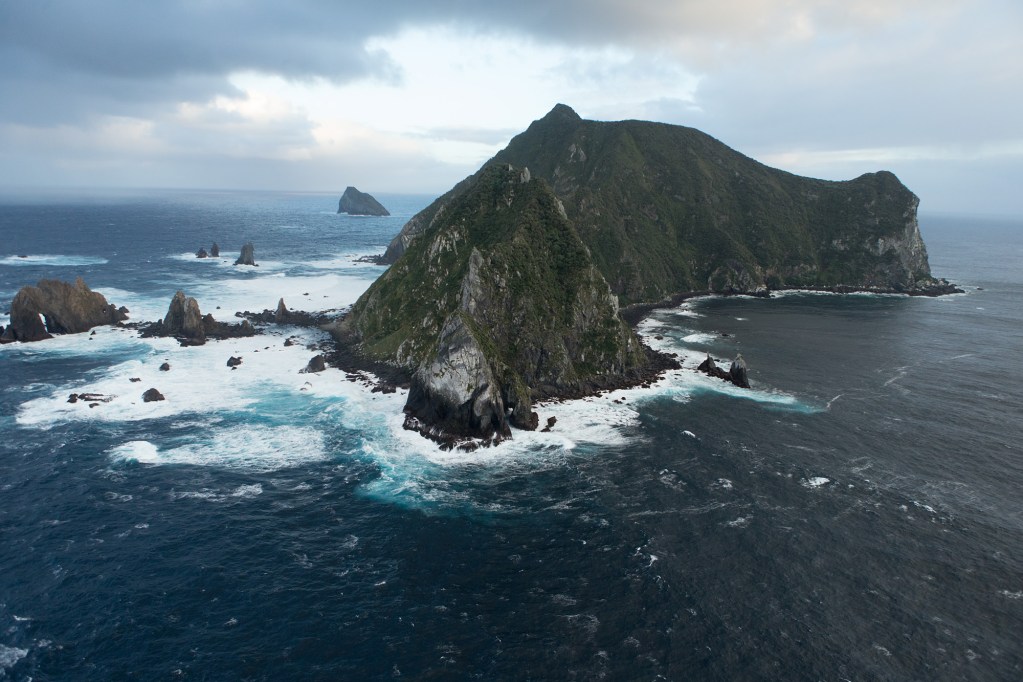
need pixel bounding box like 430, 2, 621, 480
234, 243, 256, 266
338, 186, 390, 216
382, 104, 956, 301
335, 164, 655, 446
141, 291, 255, 345
302, 354, 326, 373
1, 278, 128, 343
210, 243, 220, 257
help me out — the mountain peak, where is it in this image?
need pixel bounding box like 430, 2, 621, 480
543, 103, 581, 122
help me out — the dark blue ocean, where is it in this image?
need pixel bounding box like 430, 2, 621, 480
1, 191, 1021, 680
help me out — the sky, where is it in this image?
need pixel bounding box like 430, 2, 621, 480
0, 0, 1020, 215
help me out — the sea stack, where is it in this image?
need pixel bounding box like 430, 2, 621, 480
1, 278, 128, 343
235, 243, 256, 266
338, 187, 390, 216
141, 291, 255, 345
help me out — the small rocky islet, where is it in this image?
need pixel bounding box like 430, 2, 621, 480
2, 105, 962, 449
337, 186, 390, 216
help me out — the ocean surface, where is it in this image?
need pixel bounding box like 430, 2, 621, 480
1, 191, 1020, 680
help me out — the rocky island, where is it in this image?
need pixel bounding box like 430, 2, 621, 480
1, 278, 128, 343
336, 104, 959, 448
338, 186, 390, 216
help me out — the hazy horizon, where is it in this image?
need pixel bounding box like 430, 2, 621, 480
2, 1, 1020, 216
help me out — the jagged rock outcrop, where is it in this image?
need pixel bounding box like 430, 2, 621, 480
1, 278, 128, 343
729, 354, 750, 388
196, 247, 209, 259
141, 291, 255, 346
210, 243, 220, 257
338, 186, 390, 216
234, 243, 256, 266
382, 104, 957, 300
698, 353, 751, 388
334, 164, 663, 446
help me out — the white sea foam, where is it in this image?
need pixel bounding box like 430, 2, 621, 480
1, 254, 108, 267
109, 425, 327, 472
0, 644, 28, 671
681, 332, 717, 344
802, 477, 831, 488
16, 326, 335, 427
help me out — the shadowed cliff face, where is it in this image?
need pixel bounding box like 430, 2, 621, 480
383, 104, 950, 303
336, 164, 649, 445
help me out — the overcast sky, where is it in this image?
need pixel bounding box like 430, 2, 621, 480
1, 1, 1020, 215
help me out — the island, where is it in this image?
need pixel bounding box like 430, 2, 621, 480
332, 104, 959, 449
338, 186, 390, 216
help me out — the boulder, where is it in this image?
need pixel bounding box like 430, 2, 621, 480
337, 186, 390, 216
0, 278, 128, 343
302, 354, 326, 373
159, 362, 171, 371
142, 388, 165, 402
234, 243, 256, 266
227, 356, 243, 367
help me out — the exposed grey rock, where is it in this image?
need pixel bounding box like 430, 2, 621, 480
210, 242, 220, 257
196, 247, 209, 258
159, 362, 171, 371
402, 315, 510, 444
697, 353, 751, 388
729, 354, 750, 388
302, 354, 326, 373
162, 291, 206, 345
234, 243, 256, 266
141, 292, 256, 345
142, 388, 165, 402
227, 356, 242, 367
1, 277, 128, 343
338, 186, 390, 216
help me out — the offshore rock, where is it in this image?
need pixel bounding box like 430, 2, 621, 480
141, 291, 255, 346
698, 353, 751, 388
338, 186, 390, 216
729, 354, 750, 388
1, 277, 128, 343
142, 388, 165, 402
302, 354, 327, 373
210, 242, 220, 257
234, 243, 256, 266
196, 247, 209, 258
161, 291, 206, 344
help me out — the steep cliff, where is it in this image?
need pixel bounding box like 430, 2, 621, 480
335, 164, 653, 445
383, 104, 954, 303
